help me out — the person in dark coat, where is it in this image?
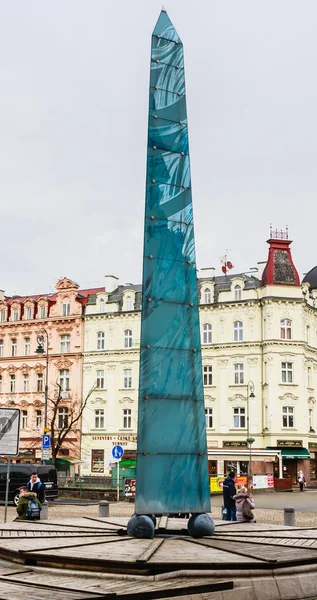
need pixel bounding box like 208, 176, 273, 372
26, 472, 45, 503
222, 471, 237, 521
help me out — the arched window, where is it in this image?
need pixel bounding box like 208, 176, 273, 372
202, 324, 212, 344
234, 285, 242, 301
233, 321, 243, 342
126, 296, 133, 311
204, 288, 211, 304
124, 329, 132, 348
97, 331, 105, 350
99, 298, 105, 313
280, 319, 292, 340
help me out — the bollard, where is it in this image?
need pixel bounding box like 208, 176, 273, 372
41, 501, 49, 520
284, 506, 295, 527
99, 500, 110, 518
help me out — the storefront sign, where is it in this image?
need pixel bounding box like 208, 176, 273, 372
223, 441, 248, 448
277, 440, 302, 448
210, 476, 225, 492
124, 478, 136, 497
236, 475, 248, 487
267, 475, 274, 488
309, 443, 317, 449
92, 435, 137, 442
207, 441, 218, 448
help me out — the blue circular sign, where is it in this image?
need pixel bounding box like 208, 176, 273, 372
112, 445, 124, 460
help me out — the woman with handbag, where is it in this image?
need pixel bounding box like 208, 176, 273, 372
233, 486, 255, 522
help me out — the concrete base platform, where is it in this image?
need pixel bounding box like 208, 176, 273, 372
1, 516, 317, 599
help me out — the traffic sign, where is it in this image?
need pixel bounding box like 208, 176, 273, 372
0, 409, 20, 456
42, 434, 50, 449
112, 445, 124, 460
42, 448, 50, 461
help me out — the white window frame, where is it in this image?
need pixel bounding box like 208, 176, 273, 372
60, 334, 70, 353
96, 370, 105, 389
124, 330, 133, 348
24, 338, 30, 356
98, 298, 105, 313
203, 365, 213, 386
10, 375, 15, 393
13, 309, 19, 321
94, 409, 105, 429
59, 369, 70, 392
123, 408, 132, 429
123, 368, 132, 389
11, 339, 17, 357
234, 285, 242, 301
233, 321, 243, 342
35, 410, 42, 429
21, 410, 27, 429
281, 362, 293, 383
205, 407, 213, 428
0, 310, 5, 322
282, 406, 294, 428
233, 407, 246, 428
58, 407, 68, 429
126, 296, 133, 311
37, 373, 44, 392
39, 305, 45, 319
97, 331, 105, 350
62, 303, 70, 316
280, 319, 292, 340
23, 374, 29, 393
204, 288, 211, 304
25, 307, 32, 320
234, 363, 244, 385
202, 324, 212, 344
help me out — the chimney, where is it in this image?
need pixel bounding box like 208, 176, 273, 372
104, 275, 119, 293
261, 226, 300, 287
200, 267, 215, 279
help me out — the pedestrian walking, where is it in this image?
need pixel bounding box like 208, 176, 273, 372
15, 486, 42, 521
222, 471, 237, 521
297, 470, 306, 492
26, 471, 45, 503
233, 486, 255, 522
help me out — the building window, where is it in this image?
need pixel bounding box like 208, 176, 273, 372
204, 288, 211, 304
13, 309, 19, 321
11, 339, 17, 357
0, 339, 3, 357
58, 407, 68, 429
234, 285, 242, 301
25, 307, 32, 320
0, 375, 2, 393
21, 410, 27, 429
35, 410, 42, 429
202, 324, 212, 344
123, 408, 132, 429
37, 373, 44, 392
23, 374, 29, 393
0, 310, 5, 322
280, 319, 292, 340
123, 369, 132, 388
309, 408, 314, 430
233, 407, 246, 428
98, 298, 105, 313
94, 409, 105, 429
203, 365, 213, 386
62, 303, 70, 316
96, 370, 105, 389
233, 321, 243, 342
234, 363, 244, 385
60, 334, 70, 353
124, 329, 132, 348
308, 366, 312, 388
24, 338, 30, 356
10, 375, 15, 393
205, 407, 213, 428
97, 331, 105, 350
39, 305, 45, 319
126, 296, 133, 311
59, 369, 70, 392
282, 406, 294, 428
281, 362, 293, 383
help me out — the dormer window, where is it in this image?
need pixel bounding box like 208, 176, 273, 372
0, 309, 5, 322
26, 307, 32, 320
126, 296, 133, 311
99, 298, 105, 313
39, 305, 45, 319
13, 309, 19, 321
204, 288, 211, 304
234, 285, 242, 301
63, 302, 70, 316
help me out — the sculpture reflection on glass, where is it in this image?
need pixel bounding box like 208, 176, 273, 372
127, 9, 214, 539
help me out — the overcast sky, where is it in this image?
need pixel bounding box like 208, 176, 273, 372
1, 0, 316, 296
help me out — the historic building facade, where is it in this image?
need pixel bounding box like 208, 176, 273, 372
0, 277, 102, 466
81, 231, 317, 486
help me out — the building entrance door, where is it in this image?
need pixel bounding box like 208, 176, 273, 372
282, 459, 297, 484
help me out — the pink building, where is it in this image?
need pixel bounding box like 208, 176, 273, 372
0, 277, 102, 468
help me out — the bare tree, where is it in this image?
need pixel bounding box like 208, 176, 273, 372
49, 383, 97, 465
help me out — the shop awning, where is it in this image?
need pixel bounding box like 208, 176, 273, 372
281, 448, 310, 460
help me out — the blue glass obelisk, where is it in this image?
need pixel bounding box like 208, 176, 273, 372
131, 9, 211, 532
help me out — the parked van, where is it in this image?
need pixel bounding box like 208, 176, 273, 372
0, 463, 58, 505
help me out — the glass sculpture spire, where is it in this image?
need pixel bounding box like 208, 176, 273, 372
135, 9, 210, 515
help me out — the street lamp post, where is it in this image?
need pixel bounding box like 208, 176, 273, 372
35, 328, 49, 444
246, 381, 255, 488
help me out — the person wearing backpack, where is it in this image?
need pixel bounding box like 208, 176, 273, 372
233, 486, 255, 522
15, 486, 42, 521
26, 472, 45, 503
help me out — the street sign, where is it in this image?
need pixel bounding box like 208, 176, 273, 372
42, 434, 50, 449
42, 448, 50, 461
0, 409, 20, 456
112, 445, 124, 460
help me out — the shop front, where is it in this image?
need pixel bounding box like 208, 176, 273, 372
267, 441, 310, 485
